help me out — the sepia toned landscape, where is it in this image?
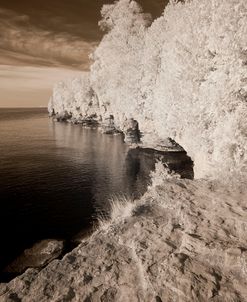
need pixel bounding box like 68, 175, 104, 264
0, 0, 246, 301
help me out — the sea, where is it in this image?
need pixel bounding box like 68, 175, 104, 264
0, 108, 193, 278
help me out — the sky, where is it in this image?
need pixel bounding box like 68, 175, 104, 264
0, 0, 166, 107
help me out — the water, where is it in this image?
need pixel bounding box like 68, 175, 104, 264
0, 108, 193, 278
0, 108, 141, 274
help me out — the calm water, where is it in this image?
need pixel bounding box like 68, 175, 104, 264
0, 109, 139, 271
0, 108, 193, 276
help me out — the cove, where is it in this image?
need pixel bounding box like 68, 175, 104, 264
0, 108, 193, 281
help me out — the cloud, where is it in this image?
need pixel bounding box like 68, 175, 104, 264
0, 1, 167, 107
0, 7, 97, 69
0, 5, 97, 106
0, 64, 84, 107
0, 49, 60, 67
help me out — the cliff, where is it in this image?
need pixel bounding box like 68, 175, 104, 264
49, 0, 247, 183
4, 0, 246, 301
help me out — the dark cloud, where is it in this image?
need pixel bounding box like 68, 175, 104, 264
0, 7, 97, 69
0, 0, 167, 106
0, 0, 167, 69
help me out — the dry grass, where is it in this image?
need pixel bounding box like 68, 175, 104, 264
97, 195, 136, 231
149, 161, 180, 189
97, 162, 180, 231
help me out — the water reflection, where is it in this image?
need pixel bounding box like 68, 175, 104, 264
51, 121, 133, 213
0, 109, 193, 278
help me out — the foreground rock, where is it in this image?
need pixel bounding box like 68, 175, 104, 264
4, 240, 64, 275
1, 174, 246, 302
124, 118, 141, 144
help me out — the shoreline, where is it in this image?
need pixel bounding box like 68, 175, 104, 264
0, 118, 193, 283
1, 169, 246, 301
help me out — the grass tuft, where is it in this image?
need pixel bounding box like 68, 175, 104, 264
97, 195, 136, 231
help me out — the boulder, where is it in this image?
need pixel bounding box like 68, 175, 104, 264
124, 118, 141, 144
4, 239, 64, 275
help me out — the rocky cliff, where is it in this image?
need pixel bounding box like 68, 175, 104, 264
49, 0, 247, 183
5, 0, 246, 300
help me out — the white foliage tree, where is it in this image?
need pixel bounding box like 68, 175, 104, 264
48, 73, 99, 121
90, 0, 152, 129
144, 0, 247, 180
50, 0, 247, 182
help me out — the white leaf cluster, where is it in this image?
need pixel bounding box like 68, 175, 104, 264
49, 0, 247, 182
144, 0, 247, 180
48, 73, 98, 120
90, 0, 152, 131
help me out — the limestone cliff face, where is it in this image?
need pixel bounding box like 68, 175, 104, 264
38, 1, 247, 300
49, 0, 247, 183
1, 174, 247, 301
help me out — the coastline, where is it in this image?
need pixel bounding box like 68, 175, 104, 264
0, 0, 246, 300
1, 165, 246, 301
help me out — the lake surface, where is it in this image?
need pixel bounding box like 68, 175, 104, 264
0, 108, 144, 274
0, 108, 193, 278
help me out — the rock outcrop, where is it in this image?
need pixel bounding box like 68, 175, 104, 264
21, 0, 246, 300
3, 240, 64, 275
48, 74, 101, 126
101, 115, 120, 134
124, 118, 141, 144
1, 172, 247, 301
48, 0, 247, 183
